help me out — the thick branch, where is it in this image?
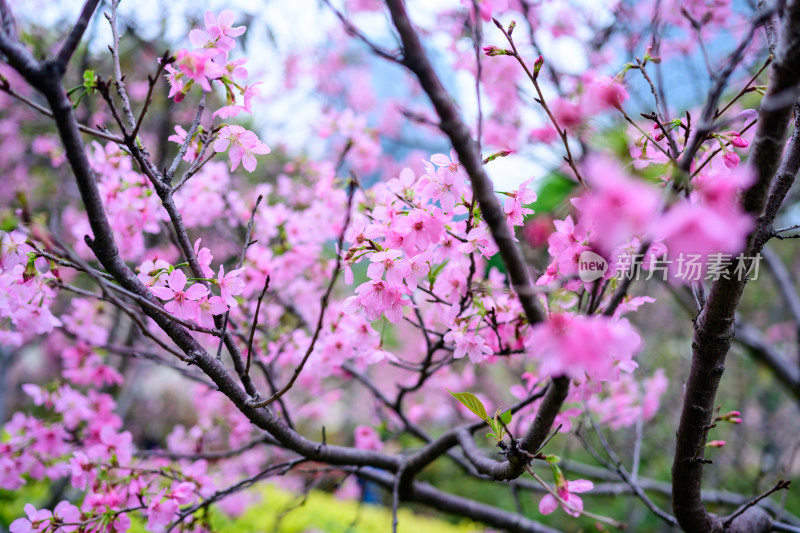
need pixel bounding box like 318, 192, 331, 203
671, 1, 800, 530
384, 0, 544, 327
55, 0, 101, 68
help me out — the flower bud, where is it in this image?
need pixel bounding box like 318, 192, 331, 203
483, 46, 512, 57
533, 55, 544, 78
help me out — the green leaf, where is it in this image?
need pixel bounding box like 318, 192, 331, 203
528, 172, 576, 215
500, 409, 512, 425
428, 260, 449, 289
447, 390, 489, 422
486, 433, 497, 440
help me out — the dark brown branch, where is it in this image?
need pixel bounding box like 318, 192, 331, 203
167, 93, 205, 183
359, 468, 561, 533
671, 1, 800, 530
384, 0, 545, 328
245, 275, 270, 376
724, 480, 791, 528
55, 0, 101, 69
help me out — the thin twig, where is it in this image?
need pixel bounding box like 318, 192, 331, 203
244, 275, 270, 377
248, 180, 355, 408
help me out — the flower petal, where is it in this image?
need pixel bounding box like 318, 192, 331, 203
568, 479, 594, 493
185, 283, 209, 300
150, 287, 175, 300
169, 269, 187, 291
538, 494, 558, 515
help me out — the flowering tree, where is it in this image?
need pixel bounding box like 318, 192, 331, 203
1, 0, 799, 532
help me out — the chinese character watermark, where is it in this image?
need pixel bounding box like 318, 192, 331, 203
577, 250, 761, 283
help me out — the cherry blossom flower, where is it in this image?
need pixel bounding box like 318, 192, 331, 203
367, 250, 410, 285
193, 238, 215, 278
9, 504, 51, 533
421, 167, 464, 213
197, 295, 228, 328
136, 258, 171, 287
539, 479, 594, 516
0, 230, 33, 271
216, 265, 245, 307
575, 156, 661, 254
354, 425, 383, 451
405, 252, 431, 287
88, 425, 134, 466
150, 269, 209, 320
444, 329, 493, 363
504, 179, 537, 228
527, 314, 641, 381
213, 125, 271, 172
51, 501, 81, 533
69, 451, 93, 490
147, 489, 179, 530
205, 10, 246, 39
583, 76, 629, 113
167, 125, 197, 162
427, 149, 460, 173
344, 279, 409, 323
175, 49, 224, 92
458, 225, 498, 258
397, 209, 445, 252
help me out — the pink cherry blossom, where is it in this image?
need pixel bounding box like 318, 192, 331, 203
193, 238, 215, 278
175, 49, 225, 93
147, 489, 179, 530
344, 279, 409, 323
397, 209, 445, 252
168, 125, 198, 162
197, 295, 228, 328
0, 230, 33, 271
216, 265, 245, 307
367, 250, 410, 285
421, 167, 464, 213
51, 501, 81, 533
9, 504, 51, 533
539, 478, 594, 517
583, 76, 629, 113
213, 125, 271, 173
575, 156, 661, 254
136, 258, 171, 287
170, 481, 197, 506
503, 180, 536, 228
150, 269, 209, 320
354, 425, 383, 451
443, 329, 493, 363
205, 10, 246, 39
69, 451, 93, 489
527, 314, 641, 381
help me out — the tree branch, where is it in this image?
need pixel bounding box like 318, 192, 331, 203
671, 1, 800, 530
55, 0, 101, 69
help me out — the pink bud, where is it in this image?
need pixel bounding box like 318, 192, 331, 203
483, 46, 510, 57
723, 152, 740, 169
729, 134, 749, 148
706, 440, 726, 448
533, 55, 544, 77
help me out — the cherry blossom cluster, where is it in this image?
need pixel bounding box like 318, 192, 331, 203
165, 11, 270, 173
0, 0, 774, 529
538, 156, 755, 290
0, 231, 61, 347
